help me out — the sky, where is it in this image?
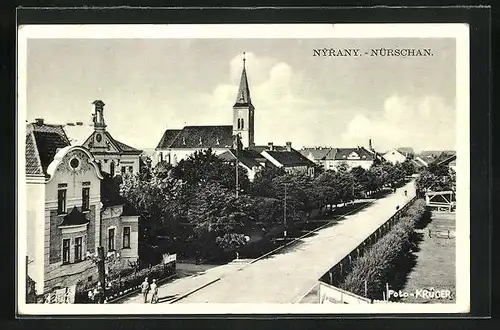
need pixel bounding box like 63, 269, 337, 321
26, 37, 456, 152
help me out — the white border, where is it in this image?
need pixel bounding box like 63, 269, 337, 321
17, 23, 470, 315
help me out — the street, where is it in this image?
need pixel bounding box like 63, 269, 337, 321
120, 181, 415, 304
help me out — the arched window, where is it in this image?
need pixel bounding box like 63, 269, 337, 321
241, 118, 244, 129
110, 162, 115, 177
237, 118, 241, 130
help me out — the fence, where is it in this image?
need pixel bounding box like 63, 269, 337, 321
321, 196, 418, 287
74, 257, 176, 303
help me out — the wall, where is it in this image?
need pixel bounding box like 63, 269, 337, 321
43, 148, 102, 293
94, 154, 140, 176
318, 282, 371, 304
120, 216, 139, 267
26, 179, 46, 294
323, 160, 373, 171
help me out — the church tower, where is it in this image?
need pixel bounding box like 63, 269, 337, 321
233, 53, 255, 149
90, 100, 108, 149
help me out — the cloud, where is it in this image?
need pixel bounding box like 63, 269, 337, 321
339, 95, 456, 152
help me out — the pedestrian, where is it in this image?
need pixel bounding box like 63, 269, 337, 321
150, 279, 158, 304
396, 205, 400, 211
95, 282, 104, 304
141, 277, 150, 303
404, 190, 407, 197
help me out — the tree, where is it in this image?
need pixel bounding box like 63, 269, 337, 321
401, 159, 416, 177
186, 181, 251, 256
250, 165, 286, 197
175, 148, 250, 193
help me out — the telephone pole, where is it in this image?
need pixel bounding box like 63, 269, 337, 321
284, 183, 287, 240
235, 135, 239, 198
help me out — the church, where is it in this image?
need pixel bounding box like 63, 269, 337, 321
155, 54, 315, 178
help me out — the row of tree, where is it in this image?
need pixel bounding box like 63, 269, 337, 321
120, 149, 417, 264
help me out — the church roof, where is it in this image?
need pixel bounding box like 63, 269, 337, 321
59, 206, 89, 227
26, 122, 72, 175
234, 60, 252, 107
157, 125, 234, 149
156, 129, 183, 149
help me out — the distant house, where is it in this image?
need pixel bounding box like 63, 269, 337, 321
218, 148, 263, 182
418, 150, 456, 165
397, 147, 415, 158
382, 148, 408, 165
25, 121, 139, 295
300, 146, 376, 171
261, 142, 316, 177
437, 154, 457, 173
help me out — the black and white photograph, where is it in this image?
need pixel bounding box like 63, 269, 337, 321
17, 23, 470, 314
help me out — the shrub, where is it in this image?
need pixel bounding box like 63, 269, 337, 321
340, 199, 426, 299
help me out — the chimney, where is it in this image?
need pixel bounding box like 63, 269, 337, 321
35, 118, 44, 126
369, 138, 373, 150
268, 142, 274, 151
286, 142, 292, 152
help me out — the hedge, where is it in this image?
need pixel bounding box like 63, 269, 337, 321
339, 199, 426, 299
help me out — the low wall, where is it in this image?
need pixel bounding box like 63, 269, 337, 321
321, 196, 418, 287
318, 282, 370, 304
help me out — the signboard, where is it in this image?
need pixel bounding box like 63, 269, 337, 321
162, 253, 177, 265
43, 284, 76, 304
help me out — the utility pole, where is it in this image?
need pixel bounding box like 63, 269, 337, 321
235, 134, 239, 198
284, 183, 287, 240
97, 246, 106, 303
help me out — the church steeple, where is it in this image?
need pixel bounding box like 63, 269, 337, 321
234, 52, 252, 107
233, 53, 255, 149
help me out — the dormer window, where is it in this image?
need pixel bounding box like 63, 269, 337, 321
216, 137, 220, 146
182, 137, 186, 145
199, 137, 203, 146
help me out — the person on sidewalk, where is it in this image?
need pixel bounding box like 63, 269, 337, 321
141, 277, 150, 303
404, 190, 408, 197
150, 279, 158, 304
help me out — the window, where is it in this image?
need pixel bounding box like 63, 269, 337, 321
57, 188, 67, 214
62, 239, 70, 264
108, 228, 115, 251
110, 162, 115, 177
128, 166, 133, 173
121, 166, 126, 175
237, 118, 241, 129
82, 187, 90, 211
123, 227, 131, 248
74, 237, 83, 262
241, 118, 244, 129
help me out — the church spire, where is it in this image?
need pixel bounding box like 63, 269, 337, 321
234, 52, 252, 106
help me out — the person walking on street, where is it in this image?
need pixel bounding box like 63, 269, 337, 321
150, 279, 158, 304
141, 277, 150, 303
404, 190, 407, 197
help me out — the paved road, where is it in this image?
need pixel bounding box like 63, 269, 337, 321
176, 181, 416, 303
121, 182, 415, 304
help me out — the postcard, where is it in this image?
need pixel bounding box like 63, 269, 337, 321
17, 23, 469, 315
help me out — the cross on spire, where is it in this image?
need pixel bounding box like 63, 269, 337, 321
234, 52, 252, 106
